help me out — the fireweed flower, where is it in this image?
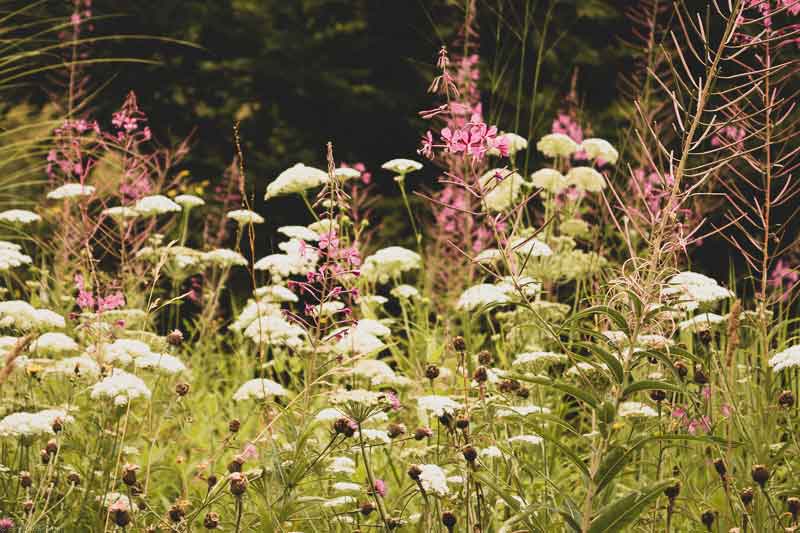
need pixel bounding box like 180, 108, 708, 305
46, 183, 96, 200
536, 133, 579, 159
491, 132, 527, 156
264, 163, 329, 199
0, 209, 41, 224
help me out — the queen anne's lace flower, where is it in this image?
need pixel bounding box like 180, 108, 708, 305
331, 389, 385, 407
254, 285, 298, 303
381, 158, 423, 175
456, 284, 510, 311
530, 169, 567, 193
30, 332, 78, 354
497, 133, 528, 155
202, 249, 247, 267
0, 409, 73, 438
509, 434, 544, 446
174, 194, 205, 208
361, 247, 421, 284
678, 313, 725, 332
133, 195, 181, 216
512, 351, 568, 371
265, 163, 329, 199
46, 183, 95, 200
44, 356, 100, 377
618, 401, 658, 418
277, 225, 320, 241
334, 167, 361, 181
510, 236, 553, 258
391, 284, 420, 300
93, 339, 154, 365
227, 209, 265, 225
664, 271, 734, 310
0, 209, 41, 224
134, 353, 187, 374
102, 206, 139, 220
356, 429, 390, 444
479, 168, 525, 212
328, 456, 356, 474
566, 167, 606, 192
90, 369, 151, 406
580, 138, 619, 165
243, 315, 306, 348
537, 133, 578, 158
496, 405, 551, 417
417, 395, 462, 417
233, 378, 288, 400
417, 464, 449, 496
769, 345, 800, 372
0, 248, 32, 271
0, 301, 65, 330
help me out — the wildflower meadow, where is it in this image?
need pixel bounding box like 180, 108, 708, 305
0, 0, 799, 531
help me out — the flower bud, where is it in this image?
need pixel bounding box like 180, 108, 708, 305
452, 336, 466, 352
477, 350, 493, 366
40, 449, 50, 465
779, 390, 795, 409
229, 472, 248, 496
407, 465, 422, 481
122, 464, 139, 486
414, 427, 432, 440
52, 417, 63, 433
649, 389, 666, 402
425, 364, 440, 380
19, 471, 32, 488
168, 502, 186, 523
693, 365, 708, 385
455, 417, 469, 430
442, 511, 456, 531
167, 329, 184, 346
110, 506, 130, 528
333, 417, 356, 438
473, 366, 488, 383
359, 502, 375, 516
515, 386, 530, 399
203, 512, 220, 529
207, 475, 218, 489
713, 458, 727, 480
740, 487, 754, 506
788, 497, 800, 519
228, 456, 245, 473
387, 423, 406, 439
673, 361, 688, 379
751, 464, 769, 488
175, 382, 190, 397
67, 472, 81, 486
228, 419, 241, 433
462, 446, 477, 463
664, 481, 680, 500
701, 510, 715, 530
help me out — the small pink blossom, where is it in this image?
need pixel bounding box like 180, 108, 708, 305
373, 479, 387, 497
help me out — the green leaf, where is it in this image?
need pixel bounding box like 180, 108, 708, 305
622, 379, 684, 397
538, 432, 590, 478
569, 305, 631, 336
587, 479, 675, 533
593, 445, 629, 495
573, 341, 624, 384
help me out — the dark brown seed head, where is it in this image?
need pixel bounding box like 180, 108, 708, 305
751, 464, 770, 488
713, 458, 727, 479
788, 497, 800, 518
22, 500, 33, 514
168, 503, 186, 523
111, 508, 130, 527
359, 501, 375, 516
407, 464, 422, 481
664, 481, 680, 500
227, 456, 245, 473
414, 427, 432, 440
473, 366, 488, 383
452, 336, 466, 352
228, 419, 241, 433
67, 472, 81, 486
698, 330, 713, 345
39, 449, 50, 465
203, 511, 220, 529
122, 463, 139, 486
387, 423, 406, 439
229, 472, 248, 496
515, 386, 530, 399
701, 510, 715, 530
175, 382, 190, 397
779, 390, 795, 409
425, 364, 440, 380
740, 487, 754, 506
455, 416, 470, 430
649, 389, 666, 402
674, 361, 688, 379
462, 446, 477, 463
207, 475, 218, 489
51, 417, 63, 433
477, 350, 493, 366
333, 417, 356, 437
442, 511, 457, 531
19, 471, 32, 488
45, 439, 58, 455
693, 364, 709, 385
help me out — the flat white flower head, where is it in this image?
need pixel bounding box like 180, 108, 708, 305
134, 353, 187, 375
174, 194, 205, 208
537, 133, 579, 158
456, 284, 510, 311
580, 138, 619, 165
381, 158, 422, 175
417, 464, 449, 496
0, 209, 41, 224
134, 195, 182, 216
90, 369, 152, 406
46, 183, 95, 200
265, 163, 329, 199
227, 209, 265, 225
530, 169, 567, 194
233, 378, 288, 401
566, 167, 606, 192
361, 246, 421, 284
479, 168, 525, 212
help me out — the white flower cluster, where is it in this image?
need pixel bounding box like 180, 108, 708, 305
768, 345, 800, 373
0, 408, 73, 438
0, 209, 41, 224
30, 332, 78, 354
233, 378, 288, 401
44, 355, 101, 377
202, 249, 247, 268
333, 320, 391, 356
361, 246, 421, 284
134, 352, 187, 374
46, 183, 95, 200
417, 395, 462, 417
227, 209, 264, 225
381, 158, 422, 175
134, 195, 182, 216
664, 271, 734, 310
0, 301, 65, 330
90, 369, 152, 406
265, 163, 329, 199
618, 401, 658, 418
456, 284, 510, 311
0, 242, 32, 271
512, 351, 568, 371
479, 168, 526, 212
417, 464, 449, 496
255, 239, 319, 280
678, 312, 726, 333
243, 314, 306, 348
